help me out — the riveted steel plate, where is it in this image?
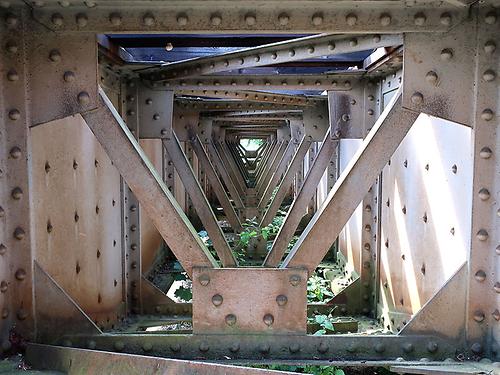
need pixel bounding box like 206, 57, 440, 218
27, 21, 98, 125
192, 268, 307, 334
402, 20, 475, 126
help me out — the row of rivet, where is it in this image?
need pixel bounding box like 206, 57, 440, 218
13, 9, 473, 30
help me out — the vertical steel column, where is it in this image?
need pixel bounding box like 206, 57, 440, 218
0, 7, 33, 341
466, 7, 499, 357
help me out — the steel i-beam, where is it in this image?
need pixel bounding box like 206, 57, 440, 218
81, 87, 218, 277
190, 134, 243, 232
162, 134, 237, 266
265, 130, 336, 266
260, 135, 313, 227
281, 89, 419, 274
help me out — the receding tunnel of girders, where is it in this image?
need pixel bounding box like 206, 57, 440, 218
104, 31, 404, 337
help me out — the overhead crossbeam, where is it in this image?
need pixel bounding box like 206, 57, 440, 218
81, 88, 217, 277
260, 135, 313, 227
176, 99, 303, 112
177, 89, 318, 106
161, 74, 361, 91
265, 130, 336, 267
144, 34, 403, 81
162, 134, 237, 266
281, 90, 419, 274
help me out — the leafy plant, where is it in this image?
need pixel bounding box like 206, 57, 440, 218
307, 272, 334, 303
173, 272, 192, 302
309, 314, 336, 335
250, 364, 344, 375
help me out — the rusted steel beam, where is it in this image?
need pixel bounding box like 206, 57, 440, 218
176, 99, 303, 112
265, 131, 336, 267
160, 74, 361, 91
258, 141, 296, 211
162, 135, 237, 267
81, 88, 217, 277
206, 141, 245, 209
256, 141, 286, 193
26, 344, 296, 375
144, 34, 402, 81
260, 135, 313, 227
281, 90, 419, 273
227, 142, 250, 182
216, 141, 248, 193
190, 134, 242, 232
177, 89, 316, 106
254, 141, 275, 182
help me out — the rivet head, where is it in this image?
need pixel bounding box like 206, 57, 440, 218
259, 343, 270, 354
6, 41, 18, 53
494, 282, 500, 293
199, 342, 209, 352
245, 13, 256, 26
493, 309, 500, 321
484, 40, 496, 54
51, 13, 64, 26
481, 109, 494, 121
16, 308, 28, 321
8, 109, 21, 120
484, 11, 497, 25
75, 13, 88, 27
15, 269, 26, 281
473, 310, 485, 322
317, 342, 329, 353
440, 12, 452, 26
1, 308, 8, 319
411, 92, 423, 105
373, 34, 381, 43
440, 48, 453, 61
210, 14, 222, 26
367, 109, 374, 115
0, 281, 7, 293
142, 342, 153, 352
170, 343, 181, 352
198, 274, 210, 286
349, 38, 358, 47
7, 69, 19, 81
211, 294, 223, 306
425, 71, 438, 85
278, 13, 289, 26
471, 342, 483, 354
225, 314, 237, 326
364, 243, 371, 251
346, 13, 357, 26
427, 342, 438, 353
109, 12, 122, 26
14, 227, 26, 240
11, 187, 23, 200
176, 13, 188, 26
482, 69, 496, 82
49, 49, 61, 62
114, 341, 125, 351
476, 229, 488, 241
87, 340, 96, 349
478, 188, 490, 200
0, 244, 6, 255
276, 294, 288, 306
62, 71, 75, 83
403, 343, 414, 353
374, 343, 385, 353
414, 13, 426, 26
263, 313, 274, 326
5, 13, 18, 27
153, 113, 160, 120
311, 13, 323, 26
289, 274, 302, 286
380, 13, 391, 26
143, 13, 155, 26
289, 343, 300, 353
0, 207, 4, 218
474, 270, 486, 282
479, 147, 492, 159
78, 91, 90, 105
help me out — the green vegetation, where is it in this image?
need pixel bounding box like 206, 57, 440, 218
252, 365, 345, 375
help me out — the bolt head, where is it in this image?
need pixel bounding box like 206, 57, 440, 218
8, 109, 20, 120
476, 229, 488, 241
481, 109, 494, 121
278, 13, 289, 26
474, 270, 487, 282
311, 13, 323, 26
478, 188, 490, 200
7, 69, 19, 81
78, 91, 91, 105
440, 48, 453, 61
143, 14, 155, 26
76, 13, 88, 27
426, 341, 438, 353
380, 13, 391, 26
245, 14, 256, 26
346, 13, 357, 26
425, 71, 438, 85
109, 12, 122, 26
479, 147, 492, 159
414, 13, 426, 26
440, 12, 452, 26
210, 14, 221, 26
177, 14, 188, 26
51, 13, 64, 26
482, 69, 496, 82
